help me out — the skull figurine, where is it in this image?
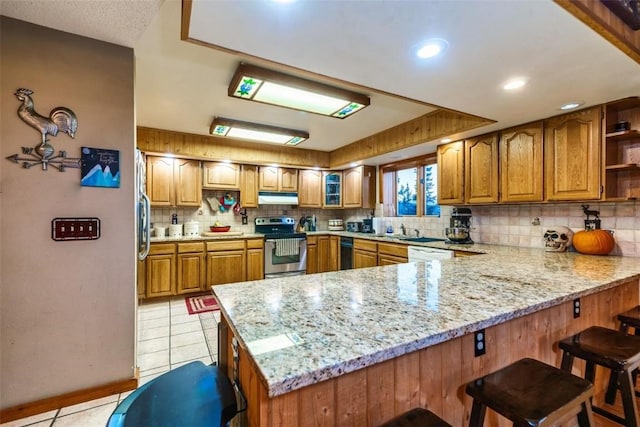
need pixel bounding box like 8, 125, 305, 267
543, 226, 574, 252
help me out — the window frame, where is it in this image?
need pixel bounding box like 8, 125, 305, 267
380, 153, 438, 217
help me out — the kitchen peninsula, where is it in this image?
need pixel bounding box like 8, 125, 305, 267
213, 245, 640, 426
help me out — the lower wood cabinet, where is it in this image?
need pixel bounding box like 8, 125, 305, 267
146, 243, 176, 298
353, 239, 378, 269
307, 236, 318, 274
246, 238, 264, 281
377, 242, 408, 265
306, 235, 339, 274
207, 240, 246, 286
177, 242, 206, 295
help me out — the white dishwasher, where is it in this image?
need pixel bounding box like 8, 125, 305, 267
408, 245, 453, 261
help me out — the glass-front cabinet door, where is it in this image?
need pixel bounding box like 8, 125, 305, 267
323, 171, 342, 207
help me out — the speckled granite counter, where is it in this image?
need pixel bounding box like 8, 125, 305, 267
213, 245, 640, 399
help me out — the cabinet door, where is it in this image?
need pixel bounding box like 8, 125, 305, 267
323, 171, 343, 208
306, 243, 318, 274
137, 259, 146, 299
343, 166, 363, 208
545, 106, 602, 201
298, 170, 323, 208
207, 250, 246, 285
247, 248, 264, 281
174, 159, 202, 207
465, 134, 499, 204
259, 167, 279, 191
317, 236, 330, 273
354, 249, 377, 269
378, 254, 407, 266
329, 236, 339, 272
279, 168, 298, 192
146, 253, 175, 297
500, 122, 544, 202
147, 156, 174, 206
240, 165, 259, 208
202, 162, 240, 189
177, 252, 206, 294
437, 141, 464, 205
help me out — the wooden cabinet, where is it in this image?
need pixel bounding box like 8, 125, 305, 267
176, 242, 206, 295
146, 243, 176, 298
377, 242, 408, 265
603, 97, 640, 201
240, 164, 259, 208
298, 169, 323, 208
323, 171, 343, 208
499, 122, 544, 203
259, 166, 298, 192
202, 162, 240, 190
437, 141, 464, 205
329, 236, 339, 272
246, 238, 264, 281
544, 106, 602, 201
353, 239, 377, 269
343, 166, 376, 209
306, 236, 318, 274
206, 240, 246, 286
316, 235, 331, 273
465, 133, 499, 204
146, 156, 201, 207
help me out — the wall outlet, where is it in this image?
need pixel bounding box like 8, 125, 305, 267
573, 298, 581, 318
474, 329, 486, 357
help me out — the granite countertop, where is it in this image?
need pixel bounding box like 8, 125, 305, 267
212, 245, 640, 398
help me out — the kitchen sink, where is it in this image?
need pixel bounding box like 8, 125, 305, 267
396, 236, 446, 243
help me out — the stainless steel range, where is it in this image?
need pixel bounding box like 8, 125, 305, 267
255, 217, 307, 279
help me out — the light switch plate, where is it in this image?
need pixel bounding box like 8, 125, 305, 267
52, 218, 100, 241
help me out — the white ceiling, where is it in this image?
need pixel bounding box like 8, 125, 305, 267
3, 0, 640, 165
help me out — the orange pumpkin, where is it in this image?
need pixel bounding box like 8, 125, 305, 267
572, 229, 615, 255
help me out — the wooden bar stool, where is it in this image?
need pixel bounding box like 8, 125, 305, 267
465, 358, 594, 427
559, 326, 640, 427
605, 305, 640, 404
380, 408, 451, 427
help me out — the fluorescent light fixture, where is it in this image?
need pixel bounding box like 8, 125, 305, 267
228, 63, 370, 118
560, 102, 583, 110
503, 78, 527, 91
210, 117, 308, 146
416, 39, 449, 59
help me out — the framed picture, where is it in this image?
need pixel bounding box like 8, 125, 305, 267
80, 147, 120, 188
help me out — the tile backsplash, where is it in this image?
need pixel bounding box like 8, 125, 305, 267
152, 196, 640, 257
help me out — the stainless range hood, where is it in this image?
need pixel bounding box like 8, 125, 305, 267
258, 191, 299, 205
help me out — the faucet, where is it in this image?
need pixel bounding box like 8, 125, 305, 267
414, 229, 420, 237
400, 223, 406, 236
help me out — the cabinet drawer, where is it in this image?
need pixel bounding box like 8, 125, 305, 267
307, 235, 318, 245
246, 238, 264, 249
354, 239, 377, 252
177, 242, 205, 253
378, 242, 408, 258
149, 243, 176, 255
207, 240, 245, 252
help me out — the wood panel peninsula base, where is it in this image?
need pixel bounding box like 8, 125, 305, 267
213, 247, 640, 427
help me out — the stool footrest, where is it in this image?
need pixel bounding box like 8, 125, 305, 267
592, 405, 627, 425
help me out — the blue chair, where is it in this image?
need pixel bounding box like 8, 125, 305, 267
107, 361, 237, 427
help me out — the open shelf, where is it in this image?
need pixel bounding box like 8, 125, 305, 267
605, 163, 640, 171
606, 129, 639, 142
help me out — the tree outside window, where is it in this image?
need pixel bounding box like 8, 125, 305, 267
396, 167, 417, 216
424, 164, 440, 216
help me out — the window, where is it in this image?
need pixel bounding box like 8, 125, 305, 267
381, 154, 440, 217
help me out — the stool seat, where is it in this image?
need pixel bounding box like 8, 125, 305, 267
617, 306, 640, 333
559, 326, 640, 427
465, 358, 594, 427
380, 408, 451, 427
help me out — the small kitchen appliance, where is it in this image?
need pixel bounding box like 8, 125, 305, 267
445, 207, 473, 244
346, 221, 363, 232
328, 219, 344, 231
362, 218, 374, 233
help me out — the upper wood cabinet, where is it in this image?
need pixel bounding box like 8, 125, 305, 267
202, 162, 240, 190
464, 133, 499, 204
147, 156, 201, 207
298, 169, 323, 208
437, 141, 464, 205
499, 122, 544, 203
240, 164, 259, 208
603, 97, 640, 201
259, 166, 298, 192
322, 171, 343, 208
343, 166, 376, 209
544, 106, 602, 201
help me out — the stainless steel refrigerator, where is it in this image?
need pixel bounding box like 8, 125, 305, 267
136, 149, 150, 260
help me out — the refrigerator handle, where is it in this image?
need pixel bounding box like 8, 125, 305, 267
138, 192, 151, 260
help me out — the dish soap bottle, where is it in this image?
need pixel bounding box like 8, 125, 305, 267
386, 224, 394, 235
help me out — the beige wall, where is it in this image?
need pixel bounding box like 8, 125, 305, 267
1, 17, 136, 408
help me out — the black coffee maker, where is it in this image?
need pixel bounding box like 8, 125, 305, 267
445, 207, 473, 244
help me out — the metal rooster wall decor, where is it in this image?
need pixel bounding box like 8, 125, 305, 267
6, 88, 81, 171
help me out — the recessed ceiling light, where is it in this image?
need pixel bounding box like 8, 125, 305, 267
440, 138, 452, 143
503, 78, 527, 91
416, 39, 449, 59
560, 102, 583, 110
349, 162, 360, 167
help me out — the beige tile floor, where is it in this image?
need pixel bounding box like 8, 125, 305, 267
1, 296, 220, 427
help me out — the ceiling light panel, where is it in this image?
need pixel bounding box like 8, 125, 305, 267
228, 63, 370, 118
210, 117, 308, 146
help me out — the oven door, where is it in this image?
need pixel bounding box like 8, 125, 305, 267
264, 237, 307, 275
